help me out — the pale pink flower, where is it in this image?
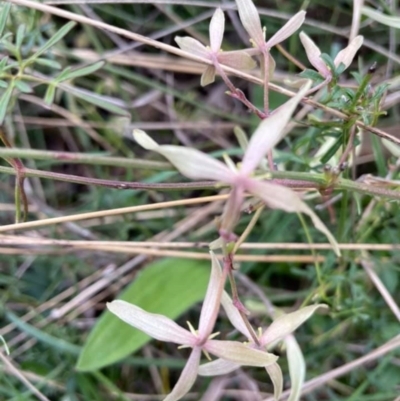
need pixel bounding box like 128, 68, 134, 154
107, 252, 277, 401
300, 32, 364, 80
175, 8, 256, 86
198, 291, 328, 400
133, 82, 340, 255
235, 0, 305, 53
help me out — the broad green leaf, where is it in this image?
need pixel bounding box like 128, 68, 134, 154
0, 3, 11, 37
57, 61, 105, 82
64, 85, 130, 116
76, 258, 210, 371
0, 83, 13, 124
30, 21, 76, 60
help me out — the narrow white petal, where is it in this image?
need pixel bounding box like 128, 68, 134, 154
220, 291, 253, 339
299, 32, 330, 77
247, 180, 340, 256
219, 186, 245, 233
164, 347, 202, 401
334, 35, 363, 69
201, 65, 216, 87
198, 252, 224, 338
206, 339, 278, 367
266, 11, 306, 48
286, 335, 306, 401
174, 36, 208, 58
198, 358, 240, 376
133, 129, 235, 182
260, 304, 328, 346
266, 362, 283, 401
235, 0, 264, 46
241, 81, 311, 175
218, 51, 257, 70
210, 8, 225, 53
107, 300, 192, 345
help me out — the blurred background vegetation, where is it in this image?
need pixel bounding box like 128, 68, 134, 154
0, 0, 399, 400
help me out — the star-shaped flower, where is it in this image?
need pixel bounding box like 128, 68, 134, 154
175, 8, 257, 86
133, 81, 340, 255
107, 252, 278, 401
235, 0, 306, 54
198, 290, 328, 400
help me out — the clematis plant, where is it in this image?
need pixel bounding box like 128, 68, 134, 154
107, 252, 278, 401
235, 0, 306, 111
235, 0, 305, 54
300, 32, 364, 82
198, 291, 328, 401
133, 81, 340, 255
175, 8, 256, 86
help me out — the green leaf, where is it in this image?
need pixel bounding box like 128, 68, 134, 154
14, 80, 32, 93
6, 311, 80, 355
44, 84, 56, 105
30, 21, 76, 60
16, 24, 25, 50
76, 258, 210, 371
299, 69, 325, 83
65, 85, 130, 116
34, 58, 62, 69
320, 53, 335, 73
320, 136, 342, 164
0, 3, 11, 37
57, 61, 105, 82
362, 6, 400, 29
0, 83, 13, 124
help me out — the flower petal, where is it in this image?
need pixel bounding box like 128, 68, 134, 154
198, 251, 224, 338
266, 11, 306, 48
235, 0, 264, 47
198, 358, 240, 376
164, 347, 202, 401
133, 129, 235, 182
299, 32, 330, 78
205, 339, 278, 367
266, 362, 283, 401
218, 51, 257, 70
209, 8, 225, 53
260, 304, 328, 346
334, 35, 363, 69
220, 291, 253, 339
174, 36, 208, 58
201, 65, 216, 86
219, 186, 245, 233
246, 180, 340, 256
107, 300, 192, 345
285, 335, 306, 401
240, 81, 311, 175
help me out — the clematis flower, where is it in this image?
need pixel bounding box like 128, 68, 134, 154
300, 32, 364, 80
175, 8, 256, 86
133, 81, 340, 255
107, 252, 278, 401
235, 0, 306, 54
198, 291, 327, 401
